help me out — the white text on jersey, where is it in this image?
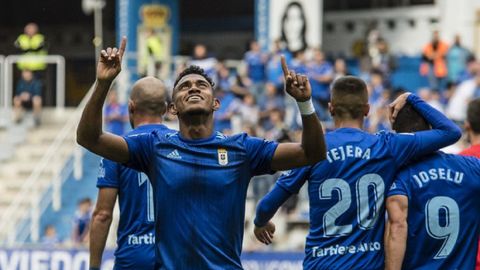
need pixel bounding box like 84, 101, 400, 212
326, 145, 371, 163
413, 168, 464, 188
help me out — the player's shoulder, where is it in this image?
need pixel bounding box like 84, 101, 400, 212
125, 124, 176, 143
375, 130, 414, 139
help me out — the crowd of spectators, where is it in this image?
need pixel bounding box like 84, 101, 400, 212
18, 22, 479, 251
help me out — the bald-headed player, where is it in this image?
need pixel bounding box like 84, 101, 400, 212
89, 77, 170, 270
253, 77, 461, 270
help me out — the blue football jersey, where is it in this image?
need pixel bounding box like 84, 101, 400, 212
124, 130, 278, 269
97, 124, 171, 270
388, 152, 480, 269
277, 128, 442, 270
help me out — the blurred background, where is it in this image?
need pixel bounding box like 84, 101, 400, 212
0, 0, 479, 269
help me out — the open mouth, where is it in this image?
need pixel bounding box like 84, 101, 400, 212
186, 95, 203, 102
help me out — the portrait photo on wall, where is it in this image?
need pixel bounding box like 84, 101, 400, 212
269, 0, 322, 53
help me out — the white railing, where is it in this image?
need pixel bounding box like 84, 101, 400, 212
0, 84, 94, 245
2, 55, 66, 110
0, 55, 7, 128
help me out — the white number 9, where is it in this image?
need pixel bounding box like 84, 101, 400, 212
425, 196, 460, 259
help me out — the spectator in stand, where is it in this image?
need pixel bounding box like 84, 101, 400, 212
417, 88, 445, 113
244, 40, 268, 101
447, 34, 471, 84
266, 40, 292, 91
420, 30, 449, 91
290, 50, 307, 74
72, 198, 92, 246
446, 70, 480, 124
13, 69, 43, 126
234, 94, 259, 127
368, 69, 385, 108
264, 108, 286, 141
333, 58, 351, 80
458, 55, 478, 83
307, 48, 334, 121
41, 224, 60, 247
14, 23, 47, 74
372, 38, 396, 83
189, 43, 218, 83
104, 90, 128, 135
258, 82, 285, 131
217, 62, 249, 97
213, 87, 238, 134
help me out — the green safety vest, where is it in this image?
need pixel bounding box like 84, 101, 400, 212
15, 34, 47, 71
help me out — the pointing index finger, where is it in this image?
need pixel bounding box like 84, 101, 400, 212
118, 36, 127, 58
281, 55, 289, 76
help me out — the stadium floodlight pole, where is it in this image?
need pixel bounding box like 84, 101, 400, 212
93, 0, 105, 61
82, 0, 105, 62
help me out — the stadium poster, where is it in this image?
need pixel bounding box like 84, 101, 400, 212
0, 249, 303, 270
255, 0, 322, 52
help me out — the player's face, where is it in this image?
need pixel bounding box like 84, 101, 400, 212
170, 74, 219, 116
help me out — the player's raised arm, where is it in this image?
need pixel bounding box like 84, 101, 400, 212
270, 56, 326, 171
385, 195, 409, 270
76, 37, 130, 163
387, 93, 462, 165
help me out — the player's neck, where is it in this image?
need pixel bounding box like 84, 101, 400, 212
133, 116, 163, 128
178, 114, 214, 140
469, 133, 480, 146
334, 117, 363, 130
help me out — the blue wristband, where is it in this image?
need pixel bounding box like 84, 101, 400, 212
90, 267, 100, 270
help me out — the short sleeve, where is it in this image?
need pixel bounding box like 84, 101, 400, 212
387, 169, 411, 198
276, 166, 310, 194
123, 131, 155, 173
244, 135, 279, 176
96, 158, 120, 188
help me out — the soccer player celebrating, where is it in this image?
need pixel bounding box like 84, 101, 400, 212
89, 77, 170, 270
253, 78, 461, 270
385, 103, 480, 269
77, 38, 326, 269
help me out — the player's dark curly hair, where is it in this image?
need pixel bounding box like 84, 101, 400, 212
173, 65, 215, 88
392, 103, 430, 133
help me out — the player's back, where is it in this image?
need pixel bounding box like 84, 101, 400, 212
278, 128, 421, 270
391, 152, 480, 269
97, 124, 170, 269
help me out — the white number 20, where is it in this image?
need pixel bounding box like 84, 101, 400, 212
425, 196, 460, 259
319, 174, 385, 237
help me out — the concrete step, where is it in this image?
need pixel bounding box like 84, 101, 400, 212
0, 177, 52, 191
13, 143, 75, 162
0, 161, 58, 179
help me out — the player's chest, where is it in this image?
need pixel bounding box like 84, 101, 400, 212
153, 146, 249, 189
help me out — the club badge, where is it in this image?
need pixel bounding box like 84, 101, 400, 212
218, 148, 228, 166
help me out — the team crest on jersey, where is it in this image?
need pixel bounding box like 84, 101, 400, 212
218, 148, 228, 166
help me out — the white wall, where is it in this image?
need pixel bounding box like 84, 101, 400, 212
323, 0, 479, 56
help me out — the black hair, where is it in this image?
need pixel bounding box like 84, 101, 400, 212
392, 103, 430, 133
331, 76, 368, 119
281, 1, 307, 53
173, 65, 215, 89
467, 98, 480, 134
